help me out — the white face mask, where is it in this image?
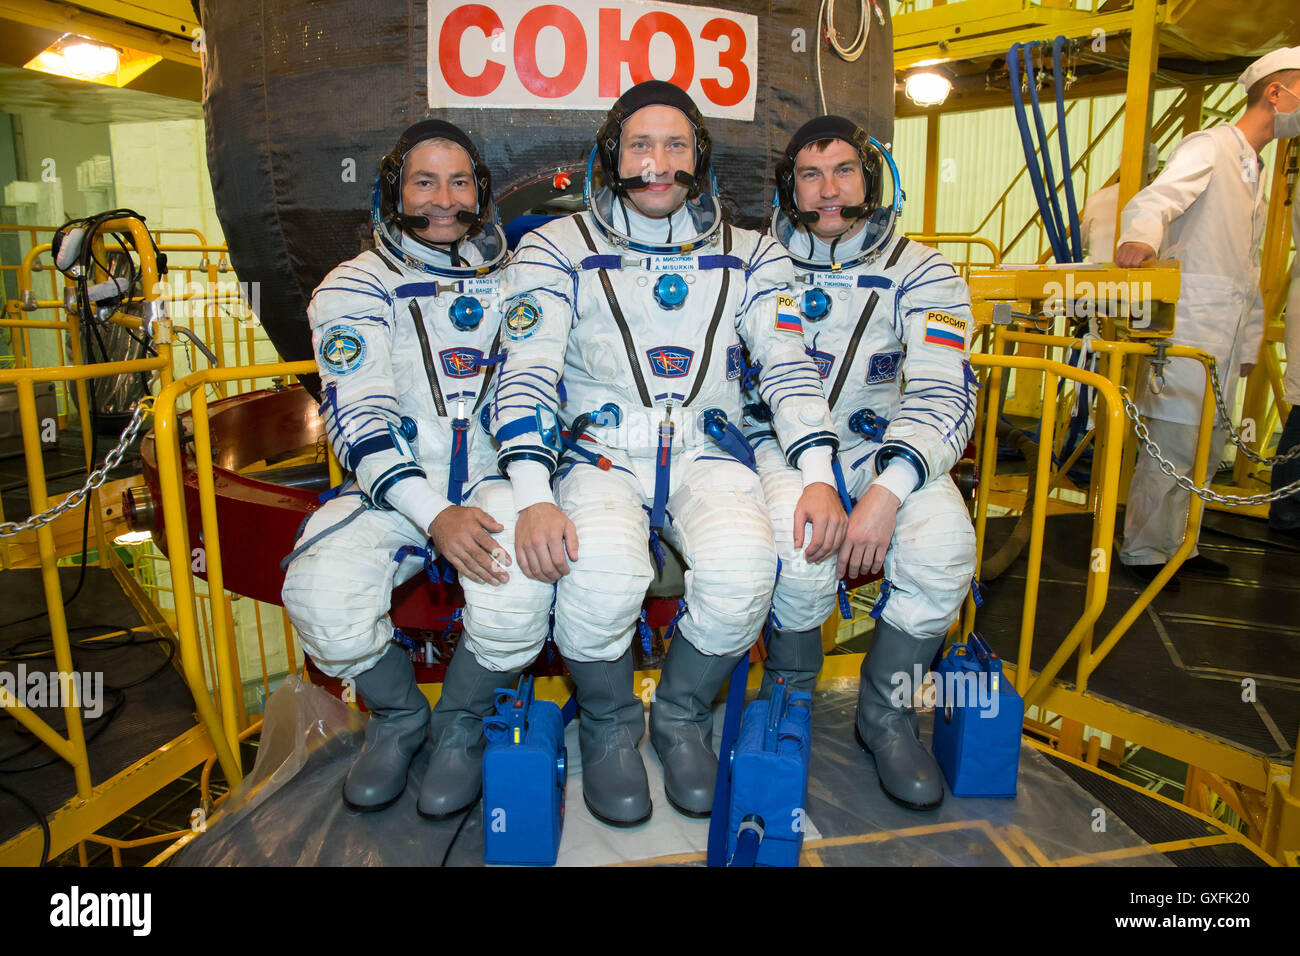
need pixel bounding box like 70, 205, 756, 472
1275, 84, 1300, 140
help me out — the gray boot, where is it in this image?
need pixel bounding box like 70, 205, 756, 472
650, 636, 744, 818
417, 646, 519, 819
854, 621, 946, 810
760, 626, 824, 699
343, 643, 430, 811
565, 648, 652, 827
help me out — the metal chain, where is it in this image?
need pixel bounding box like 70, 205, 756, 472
0, 398, 153, 538
1203, 355, 1300, 465
1120, 387, 1300, 507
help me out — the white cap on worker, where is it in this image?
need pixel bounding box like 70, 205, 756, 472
1238, 46, 1300, 90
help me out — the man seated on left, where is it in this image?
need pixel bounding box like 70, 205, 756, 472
281, 121, 554, 817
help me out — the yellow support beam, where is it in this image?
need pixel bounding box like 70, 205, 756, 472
1115, 0, 1162, 248
893, 2, 1164, 72
0, 0, 201, 67
0, 725, 216, 867
1012, 663, 1275, 793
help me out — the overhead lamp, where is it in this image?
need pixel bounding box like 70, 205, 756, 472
24, 33, 161, 88
59, 38, 121, 78
113, 530, 154, 546
904, 68, 954, 108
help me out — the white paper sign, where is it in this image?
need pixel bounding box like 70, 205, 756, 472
427, 0, 758, 120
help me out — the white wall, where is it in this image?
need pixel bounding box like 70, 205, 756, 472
108, 119, 226, 249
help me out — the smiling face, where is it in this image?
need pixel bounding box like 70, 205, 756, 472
399, 139, 477, 246
793, 138, 868, 241
617, 105, 695, 219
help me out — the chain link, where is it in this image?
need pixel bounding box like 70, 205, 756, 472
1204, 354, 1300, 465
1120, 386, 1300, 507
0, 399, 153, 538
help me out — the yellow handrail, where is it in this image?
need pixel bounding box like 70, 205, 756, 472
988, 329, 1221, 699
151, 360, 318, 783
906, 233, 1001, 267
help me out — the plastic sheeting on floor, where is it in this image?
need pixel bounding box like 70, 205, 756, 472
168, 674, 1169, 867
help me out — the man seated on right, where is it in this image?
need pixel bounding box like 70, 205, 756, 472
750, 116, 978, 811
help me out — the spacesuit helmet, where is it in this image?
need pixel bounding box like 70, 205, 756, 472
771, 115, 903, 270
371, 119, 508, 276
585, 80, 723, 254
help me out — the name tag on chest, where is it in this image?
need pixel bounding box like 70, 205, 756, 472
812, 273, 855, 290
646, 255, 700, 272
458, 276, 500, 297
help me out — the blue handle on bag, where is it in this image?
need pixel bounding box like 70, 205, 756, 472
763, 678, 787, 752
968, 631, 995, 669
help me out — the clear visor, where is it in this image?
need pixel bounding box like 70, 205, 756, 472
772, 140, 902, 271
370, 177, 508, 276
583, 147, 722, 254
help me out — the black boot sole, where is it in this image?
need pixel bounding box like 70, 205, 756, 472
417, 790, 480, 821
583, 792, 652, 828
854, 726, 944, 812
664, 791, 712, 819
342, 781, 404, 814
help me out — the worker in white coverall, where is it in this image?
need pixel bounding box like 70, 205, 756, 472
749, 116, 977, 810
1116, 48, 1300, 585
495, 81, 846, 826
1079, 145, 1159, 264
281, 121, 553, 817
1269, 122, 1300, 537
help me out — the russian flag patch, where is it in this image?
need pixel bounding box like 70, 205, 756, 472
923, 310, 967, 350
775, 294, 803, 334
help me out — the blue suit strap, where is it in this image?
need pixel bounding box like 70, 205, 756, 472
649, 417, 673, 531
392, 281, 445, 298
697, 254, 744, 270
868, 578, 894, 619
706, 652, 752, 867
350, 432, 397, 462
700, 407, 757, 472
831, 457, 855, 515
856, 274, 893, 289
447, 416, 470, 506
495, 417, 539, 442
579, 254, 623, 271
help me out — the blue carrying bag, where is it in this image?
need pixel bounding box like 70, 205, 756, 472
481, 674, 567, 866
931, 632, 1023, 798
724, 677, 813, 867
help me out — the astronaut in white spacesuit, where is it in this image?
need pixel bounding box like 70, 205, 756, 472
494, 81, 846, 825
752, 116, 978, 810
281, 121, 553, 816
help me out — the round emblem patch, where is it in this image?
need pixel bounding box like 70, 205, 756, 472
319, 325, 366, 374
504, 295, 541, 340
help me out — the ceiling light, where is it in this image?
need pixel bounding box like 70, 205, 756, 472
24, 34, 160, 88
113, 530, 154, 546
904, 70, 954, 107
60, 39, 121, 79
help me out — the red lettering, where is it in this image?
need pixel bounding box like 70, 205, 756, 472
438, 4, 505, 97
599, 9, 694, 96
514, 5, 587, 98
598, 8, 643, 97
630, 13, 694, 90
699, 17, 748, 108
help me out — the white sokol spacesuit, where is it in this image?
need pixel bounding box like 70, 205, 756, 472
281, 121, 552, 818
753, 116, 977, 811
494, 82, 839, 825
